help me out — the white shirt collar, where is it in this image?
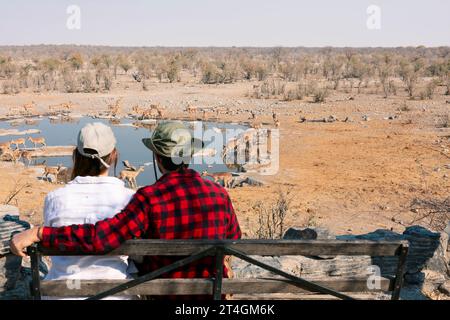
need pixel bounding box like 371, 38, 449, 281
69, 176, 125, 186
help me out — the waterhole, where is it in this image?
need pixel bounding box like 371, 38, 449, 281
0, 116, 248, 187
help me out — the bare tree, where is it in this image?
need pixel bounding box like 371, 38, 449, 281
399, 58, 424, 98
410, 197, 450, 231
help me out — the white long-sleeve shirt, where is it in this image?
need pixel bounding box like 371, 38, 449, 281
43, 175, 136, 299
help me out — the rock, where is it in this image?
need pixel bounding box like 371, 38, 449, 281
337, 226, 449, 277
0, 206, 38, 300
234, 226, 450, 299
0, 255, 25, 299
422, 270, 446, 286
232, 255, 374, 280
438, 280, 450, 295
0, 219, 30, 256
283, 227, 335, 240
404, 272, 425, 285
445, 222, 450, 244
0, 205, 19, 218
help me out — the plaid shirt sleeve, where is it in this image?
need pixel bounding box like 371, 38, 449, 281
41, 189, 149, 253
226, 195, 241, 240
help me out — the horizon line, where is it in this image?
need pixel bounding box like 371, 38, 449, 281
1, 43, 450, 49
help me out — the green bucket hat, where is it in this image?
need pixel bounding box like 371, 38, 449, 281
142, 121, 204, 164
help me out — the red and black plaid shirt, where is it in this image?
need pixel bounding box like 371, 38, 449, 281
41, 169, 241, 290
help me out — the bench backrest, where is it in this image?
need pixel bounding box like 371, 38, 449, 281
28, 239, 409, 300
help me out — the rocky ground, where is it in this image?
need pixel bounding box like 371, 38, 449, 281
0, 81, 449, 237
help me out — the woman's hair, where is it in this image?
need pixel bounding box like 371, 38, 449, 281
71, 148, 118, 180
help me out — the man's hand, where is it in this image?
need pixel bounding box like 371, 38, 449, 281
10, 227, 42, 257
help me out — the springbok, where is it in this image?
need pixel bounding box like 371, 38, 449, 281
43, 165, 62, 183
7, 106, 22, 117
132, 105, 144, 117
28, 137, 46, 148
185, 105, 198, 117
0, 141, 11, 150
157, 108, 164, 119
119, 166, 145, 189
48, 104, 62, 113
201, 170, 233, 189
60, 102, 73, 112
23, 101, 36, 115
272, 111, 278, 122
20, 150, 33, 166
10, 138, 26, 149
109, 98, 122, 117
0, 148, 18, 162
251, 121, 262, 130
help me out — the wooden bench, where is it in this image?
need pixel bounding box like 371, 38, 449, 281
27, 239, 409, 300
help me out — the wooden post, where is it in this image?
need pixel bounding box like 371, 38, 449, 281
391, 243, 409, 300
27, 244, 41, 300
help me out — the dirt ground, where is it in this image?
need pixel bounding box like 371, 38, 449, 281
0, 80, 449, 237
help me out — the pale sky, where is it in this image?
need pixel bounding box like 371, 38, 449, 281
0, 0, 449, 47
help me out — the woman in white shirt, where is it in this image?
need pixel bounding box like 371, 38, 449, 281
43, 122, 136, 300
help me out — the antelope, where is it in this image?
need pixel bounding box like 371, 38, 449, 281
225, 138, 238, 152
242, 131, 255, 142
48, 104, 62, 113
22, 101, 36, 115
43, 165, 62, 183
140, 108, 154, 120
60, 102, 73, 112
132, 105, 144, 117
3, 148, 25, 163
122, 160, 137, 171
249, 111, 257, 120
119, 166, 145, 189
25, 119, 38, 126
28, 137, 46, 148
0, 141, 11, 150
149, 104, 161, 111
157, 108, 164, 119
186, 104, 198, 116
274, 119, 280, 128
57, 167, 73, 184
215, 107, 227, 118
7, 106, 22, 116
0, 148, 17, 162
10, 138, 26, 149
109, 98, 122, 117
251, 121, 262, 130
201, 170, 233, 189
20, 150, 33, 166
272, 111, 278, 122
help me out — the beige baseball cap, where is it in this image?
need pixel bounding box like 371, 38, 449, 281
77, 122, 116, 168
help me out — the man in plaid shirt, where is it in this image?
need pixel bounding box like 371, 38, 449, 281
11, 122, 241, 299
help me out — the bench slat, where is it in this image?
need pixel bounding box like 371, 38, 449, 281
40, 277, 393, 296
38, 239, 407, 257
